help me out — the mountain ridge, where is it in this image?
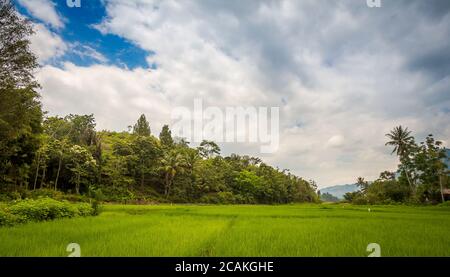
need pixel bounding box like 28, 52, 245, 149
319, 184, 359, 199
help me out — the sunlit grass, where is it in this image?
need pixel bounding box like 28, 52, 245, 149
1, 204, 449, 256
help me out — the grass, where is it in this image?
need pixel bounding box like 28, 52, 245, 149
1, 204, 450, 257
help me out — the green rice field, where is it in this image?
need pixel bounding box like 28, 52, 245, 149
1, 204, 450, 257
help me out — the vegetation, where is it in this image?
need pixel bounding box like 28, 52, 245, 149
0, 108, 319, 204
319, 192, 340, 202
0, 0, 42, 192
344, 126, 449, 205
1, 1, 449, 209
0, 198, 96, 226
1, 204, 449, 256
0, 1, 317, 205
0, 1, 449, 259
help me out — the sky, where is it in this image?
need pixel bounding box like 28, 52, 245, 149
14, 0, 450, 188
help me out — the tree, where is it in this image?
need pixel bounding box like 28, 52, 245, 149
133, 114, 151, 136
159, 125, 174, 148
48, 138, 70, 190
43, 116, 72, 140
65, 114, 97, 146
32, 136, 50, 190
198, 140, 220, 159
437, 148, 449, 203
180, 146, 199, 176
0, 0, 42, 187
234, 170, 264, 203
385, 126, 415, 191
159, 150, 187, 197
0, 0, 38, 88
413, 135, 448, 203
66, 145, 96, 194
379, 171, 396, 181
130, 136, 160, 189
356, 177, 369, 192
43, 117, 73, 190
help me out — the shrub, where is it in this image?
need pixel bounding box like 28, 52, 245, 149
437, 201, 450, 207
0, 198, 97, 227
0, 209, 20, 226
90, 200, 102, 216
199, 193, 221, 204
28, 189, 65, 200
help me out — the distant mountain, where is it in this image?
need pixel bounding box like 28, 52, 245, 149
319, 184, 359, 199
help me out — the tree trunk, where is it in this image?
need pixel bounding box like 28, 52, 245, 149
404, 167, 414, 194
166, 182, 172, 198
33, 152, 41, 190
55, 156, 62, 190
40, 166, 46, 188
76, 173, 80, 194
140, 161, 145, 190
164, 173, 170, 197
439, 174, 445, 203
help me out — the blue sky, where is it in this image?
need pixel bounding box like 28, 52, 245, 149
14, 0, 450, 187
16, 0, 151, 68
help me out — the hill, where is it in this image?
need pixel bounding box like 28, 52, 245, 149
320, 184, 359, 199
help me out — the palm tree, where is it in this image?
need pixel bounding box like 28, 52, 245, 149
356, 177, 369, 192
385, 126, 415, 190
160, 151, 187, 197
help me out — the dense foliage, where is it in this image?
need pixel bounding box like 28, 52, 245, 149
1, 113, 319, 204
0, 0, 42, 191
0, 198, 96, 226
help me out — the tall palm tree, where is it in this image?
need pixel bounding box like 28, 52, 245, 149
356, 177, 369, 192
160, 151, 187, 197
385, 126, 415, 190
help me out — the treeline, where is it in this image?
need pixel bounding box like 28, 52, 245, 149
345, 126, 449, 205
0, 2, 317, 204
1, 112, 319, 204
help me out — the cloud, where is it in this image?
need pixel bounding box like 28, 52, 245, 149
71, 44, 109, 64
17, 0, 65, 29
326, 135, 345, 149
29, 23, 67, 63
35, 0, 450, 187
37, 63, 170, 132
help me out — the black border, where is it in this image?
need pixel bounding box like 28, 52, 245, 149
1, 257, 449, 275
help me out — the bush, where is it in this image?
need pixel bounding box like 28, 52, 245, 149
90, 200, 102, 216
0, 198, 97, 227
352, 195, 368, 205
198, 192, 240, 204
437, 201, 450, 207
28, 189, 65, 200
0, 209, 21, 226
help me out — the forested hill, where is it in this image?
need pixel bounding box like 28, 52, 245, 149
2, 114, 320, 204
320, 184, 358, 199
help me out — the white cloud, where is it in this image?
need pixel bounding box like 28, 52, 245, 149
29, 23, 67, 63
17, 0, 64, 29
326, 135, 345, 149
35, 0, 450, 187
71, 44, 109, 64
37, 63, 170, 132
